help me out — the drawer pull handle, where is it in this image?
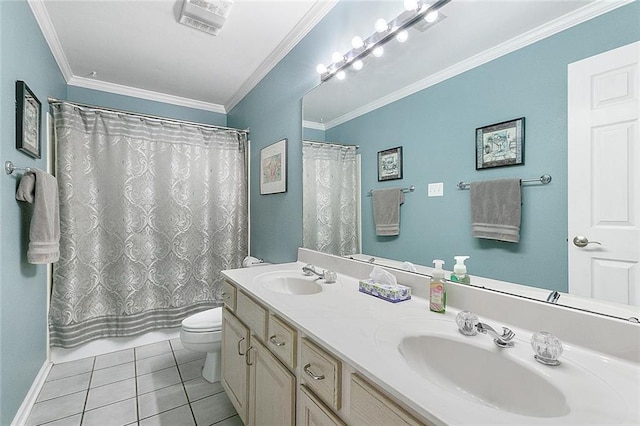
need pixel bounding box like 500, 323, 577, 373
269, 335, 285, 347
303, 363, 325, 381
237, 337, 246, 356
246, 346, 255, 366
221, 292, 230, 300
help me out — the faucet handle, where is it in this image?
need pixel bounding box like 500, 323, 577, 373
455, 311, 479, 336
323, 270, 337, 283
531, 331, 563, 366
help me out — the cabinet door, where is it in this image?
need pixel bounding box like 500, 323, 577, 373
298, 385, 345, 426
221, 309, 250, 424
248, 337, 295, 426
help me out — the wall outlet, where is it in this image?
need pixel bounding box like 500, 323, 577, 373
428, 182, 444, 197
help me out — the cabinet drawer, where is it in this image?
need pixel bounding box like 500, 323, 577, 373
236, 291, 267, 341
221, 280, 237, 311
300, 338, 341, 410
299, 385, 345, 426
267, 314, 297, 370
349, 374, 425, 426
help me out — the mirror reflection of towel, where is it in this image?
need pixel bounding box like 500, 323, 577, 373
372, 188, 404, 236
470, 178, 521, 243
15, 169, 60, 263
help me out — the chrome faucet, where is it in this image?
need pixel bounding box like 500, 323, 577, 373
476, 322, 516, 348
302, 264, 337, 283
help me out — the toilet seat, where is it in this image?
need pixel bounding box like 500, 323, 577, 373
181, 307, 222, 332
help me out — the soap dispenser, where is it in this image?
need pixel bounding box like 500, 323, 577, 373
430, 260, 446, 313
451, 256, 470, 284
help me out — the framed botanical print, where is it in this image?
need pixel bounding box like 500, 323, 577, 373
377, 146, 403, 181
16, 80, 42, 159
260, 138, 287, 194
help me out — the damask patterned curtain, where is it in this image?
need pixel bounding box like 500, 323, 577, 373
49, 102, 248, 347
302, 141, 360, 256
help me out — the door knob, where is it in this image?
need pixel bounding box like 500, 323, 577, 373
573, 235, 602, 247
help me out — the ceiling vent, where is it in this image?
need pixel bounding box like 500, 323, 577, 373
179, 0, 234, 36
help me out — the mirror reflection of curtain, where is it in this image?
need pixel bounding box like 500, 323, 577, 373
303, 141, 360, 256
49, 102, 248, 348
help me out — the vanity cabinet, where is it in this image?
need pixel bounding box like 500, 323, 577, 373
248, 337, 295, 425
221, 282, 296, 426
222, 279, 428, 426
349, 374, 423, 426
298, 384, 345, 426
221, 309, 250, 424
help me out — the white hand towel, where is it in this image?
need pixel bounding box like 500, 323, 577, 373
470, 178, 521, 243
372, 188, 404, 236
16, 169, 60, 264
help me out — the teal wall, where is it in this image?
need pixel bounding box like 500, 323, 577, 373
325, 3, 639, 290
0, 2, 66, 424
233, 1, 640, 288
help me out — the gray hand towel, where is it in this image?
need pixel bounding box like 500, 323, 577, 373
372, 188, 404, 236
16, 169, 60, 263
470, 178, 521, 243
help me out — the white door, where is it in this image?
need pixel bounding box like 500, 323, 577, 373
568, 41, 640, 306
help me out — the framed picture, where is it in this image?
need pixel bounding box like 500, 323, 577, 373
476, 117, 524, 170
15, 81, 42, 159
378, 146, 403, 181
260, 138, 287, 194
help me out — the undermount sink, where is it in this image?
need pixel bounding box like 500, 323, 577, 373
254, 271, 323, 295
398, 334, 570, 418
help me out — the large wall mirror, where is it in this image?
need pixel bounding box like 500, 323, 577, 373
302, 0, 640, 320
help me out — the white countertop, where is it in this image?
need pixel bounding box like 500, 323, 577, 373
223, 258, 640, 425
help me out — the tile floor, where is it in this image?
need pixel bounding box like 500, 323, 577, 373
26, 338, 242, 426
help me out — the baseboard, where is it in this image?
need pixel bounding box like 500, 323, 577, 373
11, 360, 52, 426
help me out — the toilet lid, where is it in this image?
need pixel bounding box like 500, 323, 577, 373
182, 307, 223, 332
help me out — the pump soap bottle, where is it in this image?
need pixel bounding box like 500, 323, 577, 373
429, 260, 446, 313
451, 256, 470, 284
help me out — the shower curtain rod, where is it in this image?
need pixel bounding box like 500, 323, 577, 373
303, 139, 359, 149
47, 97, 250, 135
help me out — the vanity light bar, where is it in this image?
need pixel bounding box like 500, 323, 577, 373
318, 0, 451, 82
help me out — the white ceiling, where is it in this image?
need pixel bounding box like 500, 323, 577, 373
28, 0, 632, 118
29, 0, 337, 113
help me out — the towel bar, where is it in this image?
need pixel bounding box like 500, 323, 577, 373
457, 174, 552, 190
367, 185, 415, 197
5, 160, 31, 175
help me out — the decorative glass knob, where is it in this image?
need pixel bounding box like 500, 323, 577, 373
531, 331, 563, 366
323, 270, 337, 283
455, 311, 479, 336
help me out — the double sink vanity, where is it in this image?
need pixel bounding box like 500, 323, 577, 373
220, 248, 640, 425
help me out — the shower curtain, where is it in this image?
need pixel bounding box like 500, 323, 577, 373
302, 141, 360, 256
49, 102, 248, 347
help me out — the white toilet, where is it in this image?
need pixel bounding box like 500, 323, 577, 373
180, 307, 223, 383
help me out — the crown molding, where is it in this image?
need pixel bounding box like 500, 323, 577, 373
226, 0, 339, 112
28, 0, 73, 81
68, 76, 226, 114
303, 120, 326, 131
323, 0, 634, 130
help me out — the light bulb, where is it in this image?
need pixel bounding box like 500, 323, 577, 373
372, 46, 384, 57
404, 0, 418, 10
396, 30, 408, 43
352, 59, 363, 71
331, 51, 344, 63
336, 70, 346, 80
375, 18, 388, 33
351, 36, 364, 49
316, 64, 327, 74
425, 10, 439, 23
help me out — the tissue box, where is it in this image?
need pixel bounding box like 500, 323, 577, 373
358, 279, 411, 303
